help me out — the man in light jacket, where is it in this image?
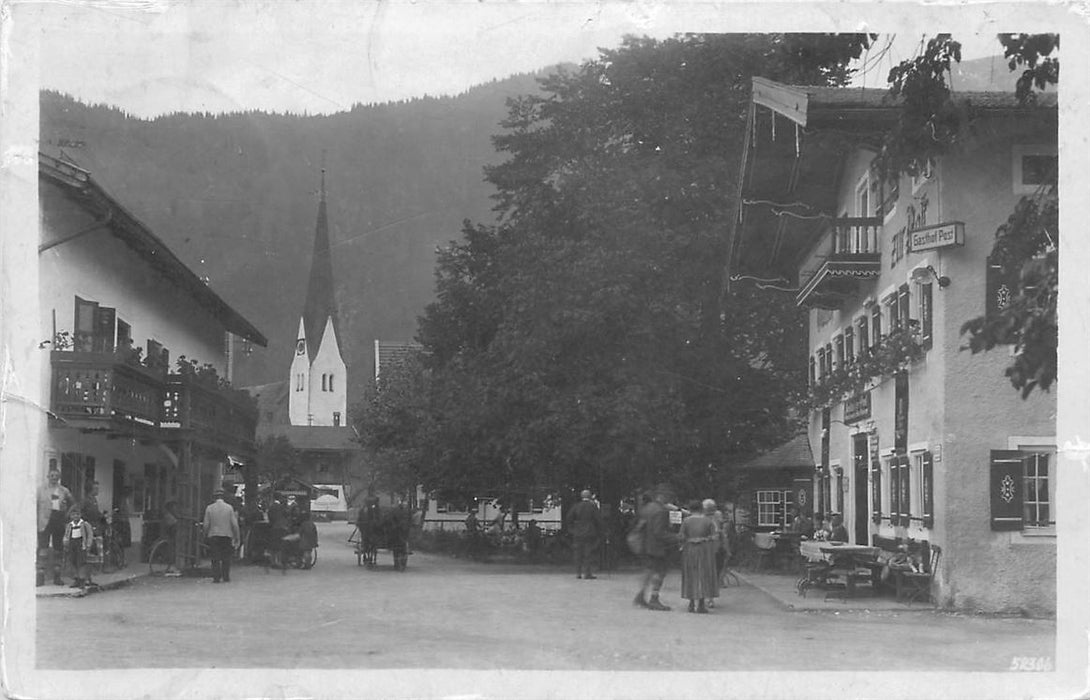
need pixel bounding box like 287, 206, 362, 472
203, 487, 240, 583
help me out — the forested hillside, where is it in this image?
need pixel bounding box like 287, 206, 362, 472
40, 70, 551, 402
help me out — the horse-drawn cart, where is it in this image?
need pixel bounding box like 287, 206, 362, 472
354, 498, 412, 571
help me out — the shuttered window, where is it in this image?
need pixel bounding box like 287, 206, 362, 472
990, 450, 1025, 530
844, 326, 855, 364
920, 281, 933, 350
897, 284, 911, 332
921, 451, 934, 528
871, 304, 882, 346
857, 315, 869, 354
871, 464, 882, 523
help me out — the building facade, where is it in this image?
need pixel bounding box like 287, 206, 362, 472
38, 154, 267, 560
731, 78, 1057, 615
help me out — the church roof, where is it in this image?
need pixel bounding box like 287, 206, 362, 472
301, 168, 340, 358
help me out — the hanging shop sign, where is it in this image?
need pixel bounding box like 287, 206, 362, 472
909, 221, 965, 253
843, 391, 872, 424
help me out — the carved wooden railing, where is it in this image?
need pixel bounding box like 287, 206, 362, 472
162, 373, 257, 451
51, 351, 164, 426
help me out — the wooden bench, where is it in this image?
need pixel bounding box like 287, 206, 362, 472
865, 535, 930, 593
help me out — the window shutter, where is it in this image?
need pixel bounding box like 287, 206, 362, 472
871, 466, 882, 523
844, 326, 854, 364
899, 455, 911, 527
889, 459, 899, 524
825, 343, 834, 373
871, 305, 882, 346
922, 451, 934, 528
920, 282, 933, 350
93, 306, 116, 353
990, 450, 1025, 531
74, 297, 98, 352
857, 315, 869, 354
897, 285, 911, 333
986, 256, 1018, 318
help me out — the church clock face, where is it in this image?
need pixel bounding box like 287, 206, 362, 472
296, 339, 306, 355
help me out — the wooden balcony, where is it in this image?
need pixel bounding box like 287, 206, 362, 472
50, 351, 164, 429
161, 373, 258, 454
796, 217, 883, 308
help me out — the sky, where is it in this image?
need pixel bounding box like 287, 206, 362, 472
13, 0, 1031, 119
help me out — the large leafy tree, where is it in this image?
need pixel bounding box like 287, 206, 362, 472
880, 34, 1059, 397
368, 34, 873, 504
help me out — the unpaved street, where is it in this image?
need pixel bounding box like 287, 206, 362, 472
36, 523, 1053, 672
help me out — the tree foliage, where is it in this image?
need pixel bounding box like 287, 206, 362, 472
360, 34, 873, 505
879, 33, 1058, 397
255, 435, 298, 484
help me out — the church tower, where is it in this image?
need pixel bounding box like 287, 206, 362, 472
288, 165, 348, 427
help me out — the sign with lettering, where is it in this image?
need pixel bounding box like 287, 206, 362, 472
909, 221, 965, 252
843, 391, 871, 424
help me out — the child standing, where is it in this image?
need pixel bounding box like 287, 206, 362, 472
62, 506, 94, 589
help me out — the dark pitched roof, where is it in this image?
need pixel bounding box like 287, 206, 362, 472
301, 169, 340, 358
263, 425, 360, 451
375, 340, 424, 379
735, 434, 815, 471
39, 153, 267, 346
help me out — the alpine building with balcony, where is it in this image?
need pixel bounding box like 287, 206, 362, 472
728, 77, 1057, 615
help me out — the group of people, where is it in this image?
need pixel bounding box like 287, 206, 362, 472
788, 509, 848, 542
36, 467, 120, 589
630, 488, 731, 614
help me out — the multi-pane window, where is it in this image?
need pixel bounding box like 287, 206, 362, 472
844, 326, 855, 365
857, 315, 869, 355
1023, 453, 1051, 527
825, 343, 834, 373
809, 357, 817, 387
816, 348, 826, 381
756, 489, 794, 528
871, 304, 882, 347
990, 450, 1055, 531
885, 293, 900, 332
834, 335, 844, 371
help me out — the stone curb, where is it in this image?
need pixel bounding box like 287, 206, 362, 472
35, 572, 143, 599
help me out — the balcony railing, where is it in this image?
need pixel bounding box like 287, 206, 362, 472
51, 351, 164, 427
796, 217, 883, 308
162, 373, 257, 451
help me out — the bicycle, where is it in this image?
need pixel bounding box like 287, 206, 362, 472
150, 519, 208, 575
90, 518, 128, 575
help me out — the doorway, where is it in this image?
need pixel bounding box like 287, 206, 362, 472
853, 434, 869, 544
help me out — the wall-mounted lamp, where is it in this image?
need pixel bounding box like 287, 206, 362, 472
911, 265, 951, 289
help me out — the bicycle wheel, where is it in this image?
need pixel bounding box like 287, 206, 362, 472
148, 539, 172, 575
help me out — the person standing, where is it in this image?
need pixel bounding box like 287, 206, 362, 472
81, 481, 105, 533
202, 487, 240, 583
634, 486, 677, 611
567, 489, 603, 579
679, 499, 721, 613
37, 466, 74, 586
62, 505, 95, 589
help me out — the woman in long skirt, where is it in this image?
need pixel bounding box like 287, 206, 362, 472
680, 499, 720, 613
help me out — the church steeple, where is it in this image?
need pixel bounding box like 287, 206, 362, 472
289, 158, 348, 428
302, 159, 339, 359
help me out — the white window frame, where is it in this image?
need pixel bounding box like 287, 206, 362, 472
756, 489, 793, 528
1012, 144, 1058, 195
